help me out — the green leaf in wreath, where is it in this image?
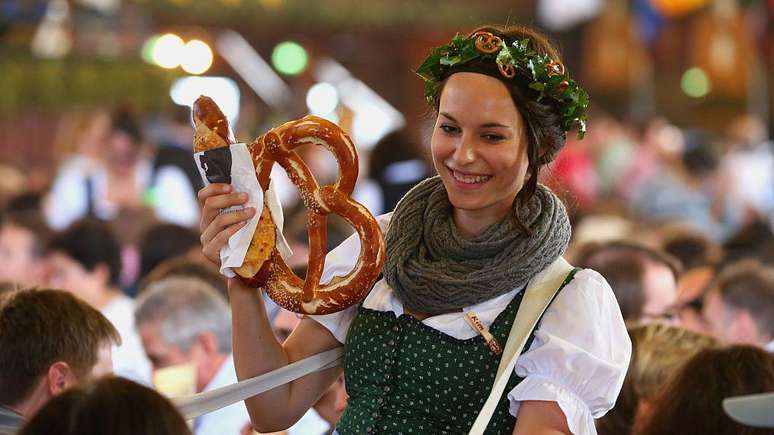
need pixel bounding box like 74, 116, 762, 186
496, 45, 514, 66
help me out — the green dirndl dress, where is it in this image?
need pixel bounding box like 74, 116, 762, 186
335, 270, 578, 434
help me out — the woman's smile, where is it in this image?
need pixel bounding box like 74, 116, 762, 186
446, 165, 493, 189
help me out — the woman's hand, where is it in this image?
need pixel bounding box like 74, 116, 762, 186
197, 183, 256, 266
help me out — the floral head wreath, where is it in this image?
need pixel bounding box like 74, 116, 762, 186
416, 31, 589, 139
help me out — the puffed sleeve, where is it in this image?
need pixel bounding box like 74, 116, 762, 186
507, 269, 631, 435
306, 213, 392, 343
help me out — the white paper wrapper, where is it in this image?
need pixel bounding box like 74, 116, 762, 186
266, 180, 294, 261
194, 143, 292, 278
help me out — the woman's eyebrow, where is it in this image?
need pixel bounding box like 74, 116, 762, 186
439, 112, 458, 123
480, 122, 511, 129
440, 112, 511, 129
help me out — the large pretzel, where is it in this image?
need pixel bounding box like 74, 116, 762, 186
193, 96, 385, 315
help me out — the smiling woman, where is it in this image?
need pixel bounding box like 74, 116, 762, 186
197, 23, 629, 435
432, 72, 530, 239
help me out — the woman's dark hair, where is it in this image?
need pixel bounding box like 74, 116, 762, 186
681, 130, 719, 178
723, 219, 774, 265
635, 345, 774, 435
661, 226, 718, 270
429, 24, 567, 212
139, 223, 202, 281
19, 376, 192, 435
111, 107, 143, 145
48, 218, 122, 286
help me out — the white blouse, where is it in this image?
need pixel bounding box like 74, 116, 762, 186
45, 158, 200, 230
309, 214, 631, 435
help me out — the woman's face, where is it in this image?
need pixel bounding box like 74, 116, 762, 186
431, 72, 530, 220
107, 130, 141, 167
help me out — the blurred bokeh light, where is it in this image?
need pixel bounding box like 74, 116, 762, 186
271, 40, 308, 76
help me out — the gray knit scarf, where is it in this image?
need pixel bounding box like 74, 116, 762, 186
383, 176, 571, 316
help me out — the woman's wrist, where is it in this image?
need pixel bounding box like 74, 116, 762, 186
227, 277, 260, 296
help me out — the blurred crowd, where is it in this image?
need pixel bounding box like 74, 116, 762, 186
0, 103, 772, 435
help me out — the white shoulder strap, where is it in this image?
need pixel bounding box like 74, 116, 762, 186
468, 257, 575, 435
173, 346, 344, 420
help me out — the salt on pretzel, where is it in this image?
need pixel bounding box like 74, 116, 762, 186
192, 96, 385, 314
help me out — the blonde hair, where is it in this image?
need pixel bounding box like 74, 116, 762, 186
597, 323, 716, 435
629, 323, 717, 399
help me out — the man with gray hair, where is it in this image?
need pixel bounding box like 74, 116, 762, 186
703, 259, 774, 350
135, 276, 250, 435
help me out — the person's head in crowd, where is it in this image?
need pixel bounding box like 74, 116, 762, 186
0, 281, 21, 299
138, 256, 227, 299
703, 259, 774, 348
725, 113, 768, 150
18, 376, 191, 435
660, 224, 721, 270
597, 323, 716, 435
135, 276, 231, 393
107, 107, 144, 170
0, 211, 52, 288
723, 219, 774, 265
0, 288, 119, 422
368, 130, 431, 213
680, 130, 720, 181
46, 218, 122, 309
576, 241, 681, 324
660, 225, 721, 332
634, 345, 774, 435
138, 223, 202, 282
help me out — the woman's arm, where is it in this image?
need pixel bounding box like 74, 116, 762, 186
513, 400, 571, 435
228, 279, 342, 432
199, 184, 342, 432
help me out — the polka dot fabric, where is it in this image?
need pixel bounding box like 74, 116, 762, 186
337, 290, 531, 434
